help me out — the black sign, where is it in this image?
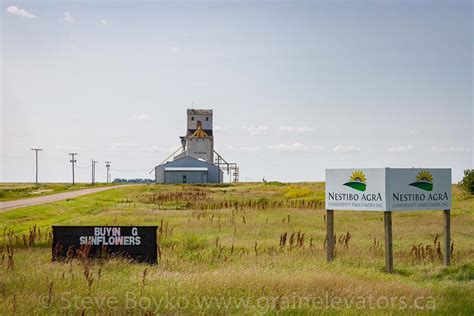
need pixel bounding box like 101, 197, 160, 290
52, 226, 158, 264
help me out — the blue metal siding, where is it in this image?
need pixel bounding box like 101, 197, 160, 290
155, 156, 223, 184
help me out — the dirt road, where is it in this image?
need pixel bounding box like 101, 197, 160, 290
0, 185, 128, 212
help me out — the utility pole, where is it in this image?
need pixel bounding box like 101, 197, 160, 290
91, 159, 98, 185
69, 153, 77, 185
105, 161, 111, 183
30, 148, 42, 184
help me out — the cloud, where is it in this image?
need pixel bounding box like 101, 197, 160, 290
168, 45, 180, 53
55, 145, 85, 152
1, 154, 24, 159
268, 143, 324, 153
6, 6, 36, 19
333, 145, 361, 153
214, 125, 229, 132
106, 143, 136, 151
225, 145, 262, 152
241, 125, 314, 135
61, 12, 74, 23
242, 125, 270, 135
409, 130, 421, 135
432, 146, 471, 153
100, 19, 109, 26
278, 125, 314, 132
387, 145, 413, 153
139, 146, 176, 153
131, 113, 151, 120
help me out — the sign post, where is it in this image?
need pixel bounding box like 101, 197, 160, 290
443, 209, 451, 266
325, 168, 387, 266
326, 168, 452, 273
383, 211, 393, 273
326, 209, 334, 262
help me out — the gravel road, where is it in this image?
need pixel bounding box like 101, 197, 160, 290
0, 185, 128, 212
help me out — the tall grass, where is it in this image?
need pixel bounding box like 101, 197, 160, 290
0, 182, 472, 314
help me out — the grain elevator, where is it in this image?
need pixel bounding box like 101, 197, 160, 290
154, 109, 239, 184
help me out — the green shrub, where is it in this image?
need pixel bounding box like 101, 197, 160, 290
161, 235, 208, 251
181, 235, 208, 251
459, 169, 474, 194
256, 197, 270, 206
263, 181, 285, 186
435, 263, 474, 282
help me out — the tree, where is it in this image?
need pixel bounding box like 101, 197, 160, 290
112, 178, 153, 184
459, 169, 474, 194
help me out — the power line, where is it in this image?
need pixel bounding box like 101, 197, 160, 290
0, 154, 26, 160
69, 153, 77, 185
30, 148, 42, 184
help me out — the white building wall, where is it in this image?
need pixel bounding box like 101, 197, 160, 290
186, 138, 213, 162
187, 109, 213, 131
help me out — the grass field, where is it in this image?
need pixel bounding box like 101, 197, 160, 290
0, 183, 473, 314
0, 182, 120, 202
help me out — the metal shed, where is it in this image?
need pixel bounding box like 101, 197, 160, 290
155, 156, 223, 184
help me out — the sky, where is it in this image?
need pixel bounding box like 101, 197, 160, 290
1, 0, 472, 183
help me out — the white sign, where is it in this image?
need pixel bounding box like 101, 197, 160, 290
387, 168, 452, 211
325, 169, 387, 211
325, 168, 452, 211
